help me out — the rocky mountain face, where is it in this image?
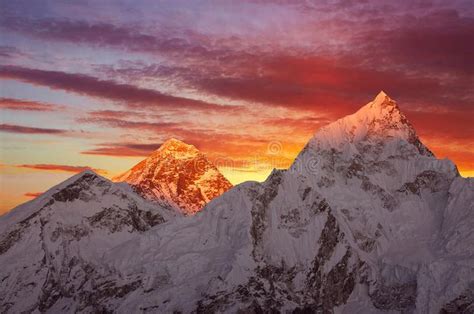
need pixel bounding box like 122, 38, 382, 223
0, 171, 174, 313
0, 92, 472, 313
113, 138, 233, 215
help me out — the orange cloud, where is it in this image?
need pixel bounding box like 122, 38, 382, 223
24, 192, 42, 198
17, 164, 108, 175
82, 143, 161, 157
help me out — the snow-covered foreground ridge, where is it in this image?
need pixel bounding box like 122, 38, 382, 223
1, 92, 473, 313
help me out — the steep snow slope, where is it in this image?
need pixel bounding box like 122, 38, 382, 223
100, 92, 473, 313
0, 171, 174, 313
114, 138, 232, 215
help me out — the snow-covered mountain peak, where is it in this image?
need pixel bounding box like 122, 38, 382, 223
358, 90, 400, 120
1, 169, 172, 229
372, 90, 391, 106
307, 92, 433, 157
0, 169, 173, 312
152, 138, 200, 160
113, 138, 232, 215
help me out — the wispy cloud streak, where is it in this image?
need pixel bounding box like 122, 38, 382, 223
0, 98, 65, 111
17, 164, 108, 175
0, 124, 67, 134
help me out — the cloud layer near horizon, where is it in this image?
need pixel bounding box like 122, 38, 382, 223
16, 164, 107, 175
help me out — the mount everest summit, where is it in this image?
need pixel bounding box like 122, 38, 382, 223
113, 138, 232, 215
0, 92, 472, 313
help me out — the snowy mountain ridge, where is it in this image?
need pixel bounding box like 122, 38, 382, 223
0, 171, 175, 312
0, 92, 472, 313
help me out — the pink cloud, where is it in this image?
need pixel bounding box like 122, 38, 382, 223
0, 98, 65, 111
0, 124, 67, 134
0, 66, 233, 112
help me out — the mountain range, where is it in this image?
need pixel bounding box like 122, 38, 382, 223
0, 92, 472, 313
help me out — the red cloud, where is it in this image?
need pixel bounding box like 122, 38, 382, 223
406, 109, 474, 142
0, 65, 232, 112
79, 116, 179, 132
1, 6, 472, 177
0, 98, 64, 111
0, 124, 67, 134
24, 192, 42, 198
82, 143, 161, 157
359, 9, 474, 75
79, 125, 274, 163
17, 164, 108, 175
87, 110, 148, 119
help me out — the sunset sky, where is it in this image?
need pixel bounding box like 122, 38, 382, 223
1, 0, 473, 213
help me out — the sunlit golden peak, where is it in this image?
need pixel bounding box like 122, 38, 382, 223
156, 138, 199, 155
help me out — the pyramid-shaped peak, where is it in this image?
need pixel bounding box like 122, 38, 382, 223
156, 138, 200, 155
113, 137, 232, 215
368, 91, 398, 110
162, 138, 187, 146
339, 92, 407, 133
56, 169, 103, 188
374, 90, 389, 102
307, 92, 433, 156
160, 138, 191, 148
352, 91, 402, 123
76, 169, 99, 177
